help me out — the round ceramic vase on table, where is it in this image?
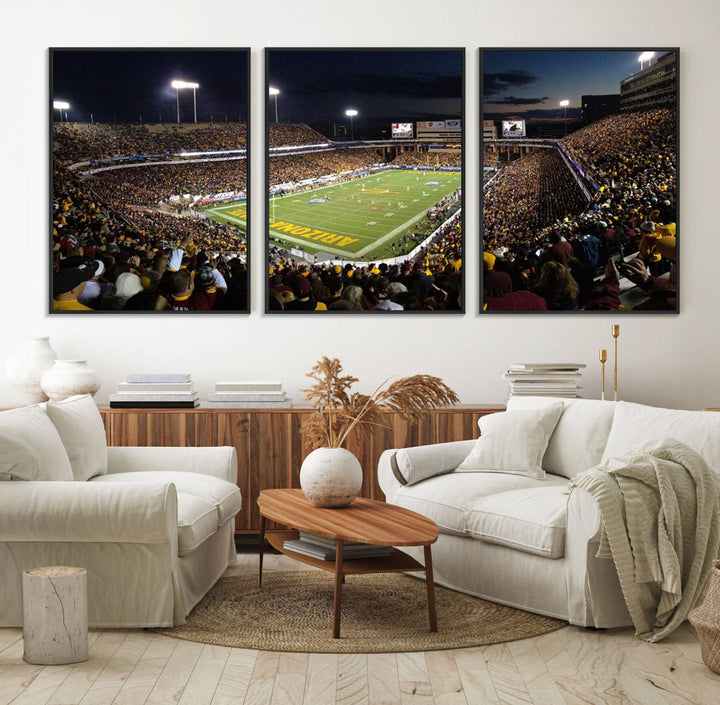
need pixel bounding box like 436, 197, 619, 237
299, 447, 363, 507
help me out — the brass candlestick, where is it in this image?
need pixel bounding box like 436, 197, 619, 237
599, 349, 607, 401
611, 324, 620, 401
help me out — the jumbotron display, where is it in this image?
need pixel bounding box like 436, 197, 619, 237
391, 122, 414, 139
482, 48, 678, 313
501, 120, 526, 137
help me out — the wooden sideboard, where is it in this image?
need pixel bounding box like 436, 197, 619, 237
99, 405, 504, 533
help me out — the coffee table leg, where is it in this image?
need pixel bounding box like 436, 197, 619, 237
332, 539, 344, 638
258, 515, 266, 588
424, 544, 438, 633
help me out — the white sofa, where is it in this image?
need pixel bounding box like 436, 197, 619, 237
0, 395, 241, 628
378, 397, 720, 628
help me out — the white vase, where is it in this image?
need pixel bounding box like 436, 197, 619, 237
300, 447, 363, 508
4, 337, 58, 402
40, 360, 101, 402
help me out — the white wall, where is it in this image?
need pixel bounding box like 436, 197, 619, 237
1, 0, 718, 410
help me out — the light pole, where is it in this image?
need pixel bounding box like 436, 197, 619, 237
638, 51, 656, 70
269, 87, 280, 123
53, 100, 70, 122
345, 109, 358, 140
171, 80, 200, 123
559, 99, 569, 136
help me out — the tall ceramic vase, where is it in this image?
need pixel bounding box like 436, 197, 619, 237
4, 337, 58, 403
300, 447, 363, 508
40, 360, 101, 402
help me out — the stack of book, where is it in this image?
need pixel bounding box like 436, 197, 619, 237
503, 363, 585, 399
200, 381, 292, 408
283, 531, 393, 561
109, 373, 199, 408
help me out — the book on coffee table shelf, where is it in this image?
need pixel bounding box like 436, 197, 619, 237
283, 532, 393, 561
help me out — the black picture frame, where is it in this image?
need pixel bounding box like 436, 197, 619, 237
265, 47, 465, 314
49, 47, 251, 314
480, 48, 679, 314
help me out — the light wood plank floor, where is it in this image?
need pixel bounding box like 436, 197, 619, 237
1, 553, 718, 705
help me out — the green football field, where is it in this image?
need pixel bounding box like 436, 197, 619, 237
203, 169, 461, 260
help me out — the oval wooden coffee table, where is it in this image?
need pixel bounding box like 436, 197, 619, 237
257, 488, 439, 639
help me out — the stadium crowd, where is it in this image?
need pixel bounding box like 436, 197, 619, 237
54, 122, 247, 164
89, 159, 247, 205
483, 108, 677, 311
391, 150, 462, 168
269, 148, 384, 189
483, 150, 587, 249
267, 242, 462, 312
53, 159, 247, 312
269, 123, 328, 148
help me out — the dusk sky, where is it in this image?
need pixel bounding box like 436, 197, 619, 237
482, 49, 674, 125
267, 49, 463, 138
51, 50, 249, 124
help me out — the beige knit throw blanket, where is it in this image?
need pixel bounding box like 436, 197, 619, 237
570, 438, 720, 642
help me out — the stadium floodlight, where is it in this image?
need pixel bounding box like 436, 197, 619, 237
171, 80, 200, 123
269, 87, 280, 123
559, 99, 569, 135
345, 109, 358, 140
53, 100, 70, 122
638, 51, 656, 70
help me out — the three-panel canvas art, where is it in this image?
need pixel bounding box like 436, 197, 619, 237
50, 47, 678, 314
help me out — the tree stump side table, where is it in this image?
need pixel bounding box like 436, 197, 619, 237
22, 566, 89, 665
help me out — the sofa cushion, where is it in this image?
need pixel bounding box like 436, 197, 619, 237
393, 471, 568, 536
465, 486, 570, 558
45, 394, 108, 481
456, 404, 563, 479
508, 396, 616, 478
91, 471, 241, 525
176, 492, 220, 556
392, 440, 476, 486
0, 405, 73, 481
601, 402, 720, 477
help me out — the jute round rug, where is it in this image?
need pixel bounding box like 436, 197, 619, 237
155, 571, 565, 653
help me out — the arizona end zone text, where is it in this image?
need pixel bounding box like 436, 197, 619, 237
269, 220, 360, 248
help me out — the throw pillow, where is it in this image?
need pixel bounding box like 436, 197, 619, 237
456, 404, 564, 479
45, 394, 108, 481
508, 396, 616, 478
0, 405, 73, 481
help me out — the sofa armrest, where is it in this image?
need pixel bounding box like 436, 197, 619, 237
0, 481, 177, 545
378, 440, 475, 500
567, 486, 602, 543
106, 446, 237, 483
564, 485, 630, 627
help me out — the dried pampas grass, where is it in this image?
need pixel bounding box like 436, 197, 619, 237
302, 356, 459, 450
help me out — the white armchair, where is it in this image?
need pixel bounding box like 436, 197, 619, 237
0, 397, 241, 628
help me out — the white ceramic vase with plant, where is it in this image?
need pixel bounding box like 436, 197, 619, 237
300, 357, 458, 507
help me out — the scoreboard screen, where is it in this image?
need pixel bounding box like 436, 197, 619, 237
392, 122, 413, 139
501, 120, 526, 137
